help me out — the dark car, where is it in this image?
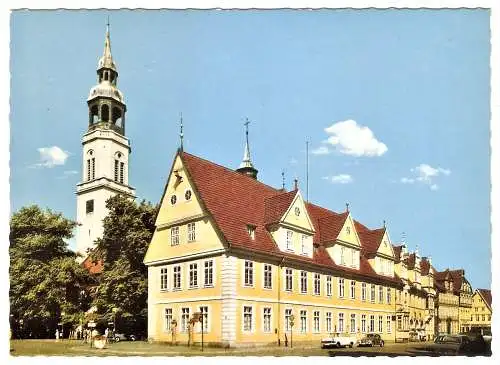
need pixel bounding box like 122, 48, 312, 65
427, 334, 478, 355
358, 333, 385, 347
113, 332, 138, 342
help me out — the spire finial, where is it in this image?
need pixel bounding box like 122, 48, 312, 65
281, 170, 285, 190
346, 202, 350, 212
179, 112, 184, 152
106, 15, 110, 30
236, 117, 258, 179
383, 220, 387, 228
294, 177, 298, 191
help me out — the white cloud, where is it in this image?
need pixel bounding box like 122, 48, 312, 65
322, 119, 388, 157
34, 146, 69, 168
323, 174, 353, 184
311, 146, 330, 155
401, 163, 451, 190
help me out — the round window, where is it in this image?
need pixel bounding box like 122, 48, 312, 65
185, 190, 192, 201
170, 195, 177, 205
294, 207, 300, 216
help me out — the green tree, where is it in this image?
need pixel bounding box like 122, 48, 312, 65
90, 194, 157, 333
9, 206, 93, 338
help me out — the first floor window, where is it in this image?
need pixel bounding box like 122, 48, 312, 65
204, 260, 214, 287
386, 315, 392, 333
264, 264, 272, 289
387, 287, 391, 304
362, 283, 367, 301
378, 315, 383, 333
361, 314, 367, 333
181, 308, 190, 332
379, 286, 384, 303
243, 306, 253, 332
338, 313, 344, 333
189, 263, 198, 288
173, 265, 181, 290
300, 310, 307, 333
200, 306, 208, 332
187, 222, 196, 242
285, 309, 293, 331
244, 261, 254, 286
286, 230, 293, 250
314, 274, 321, 295
369, 315, 375, 333
326, 312, 332, 333
326, 276, 332, 296
160, 267, 168, 290
313, 311, 320, 333
164, 308, 172, 331
300, 271, 308, 293
397, 316, 402, 330
263, 308, 272, 333
350, 280, 356, 299
350, 314, 356, 333
171, 226, 180, 246
370, 284, 376, 302
338, 278, 345, 298
285, 268, 293, 291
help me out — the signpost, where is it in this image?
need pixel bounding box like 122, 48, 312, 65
289, 315, 295, 349
192, 312, 204, 352
88, 321, 96, 349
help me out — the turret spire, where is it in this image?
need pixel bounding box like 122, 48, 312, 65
98, 18, 117, 73
236, 118, 258, 179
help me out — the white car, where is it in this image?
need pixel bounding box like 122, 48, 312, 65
321, 334, 357, 348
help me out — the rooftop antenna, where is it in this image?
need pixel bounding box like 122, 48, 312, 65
306, 140, 309, 202
293, 177, 298, 191
401, 231, 407, 244
281, 170, 285, 190
179, 112, 184, 152
346, 202, 350, 213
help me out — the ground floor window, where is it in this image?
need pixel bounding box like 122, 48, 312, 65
200, 306, 208, 332
263, 308, 272, 333
378, 315, 383, 333
313, 311, 320, 333
386, 315, 392, 333
350, 314, 356, 333
338, 313, 344, 333
181, 308, 190, 333
326, 312, 332, 333
369, 315, 375, 333
285, 309, 293, 331
361, 314, 367, 333
243, 306, 253, 332
300, 310, 307, 333
164, 308, 172, 332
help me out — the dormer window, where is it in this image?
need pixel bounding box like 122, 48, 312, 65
301, 235, 307, 255
294, 207, 301, 216
170, 195, 177, 205
346, 226, 351, 235
185, 189, 192, 201
286, 230, 293, 251
340, 246, 346, 265
247, 225, 256, 240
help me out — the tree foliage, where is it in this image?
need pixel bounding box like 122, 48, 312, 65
9, 206, 93, 338
90, 194, 157, 332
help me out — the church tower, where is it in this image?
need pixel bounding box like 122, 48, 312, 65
76, 24, 135, 259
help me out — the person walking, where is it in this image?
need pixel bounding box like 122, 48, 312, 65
55, 328, 60, 341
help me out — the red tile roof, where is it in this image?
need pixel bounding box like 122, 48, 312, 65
82, 255, 103, 275
355, 222, 385, 258
180, 152, 402, 286
393, 245, 403, 263
477, 289, 492, 311
420, 258, 431, 275
403, 253, 416, 269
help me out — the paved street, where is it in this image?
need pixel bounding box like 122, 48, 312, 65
9, 339, 491, 357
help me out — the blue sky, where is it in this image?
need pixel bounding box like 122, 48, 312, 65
10, 9, 491, 289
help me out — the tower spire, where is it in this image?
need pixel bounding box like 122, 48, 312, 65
98, 18, 116, 72
236, 118, 258, 179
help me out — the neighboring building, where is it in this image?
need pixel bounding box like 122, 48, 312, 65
144, 133, 445, 346
75, 25, 135, 260
470, 289, 492, 332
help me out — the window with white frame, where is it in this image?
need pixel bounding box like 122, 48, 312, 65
301, 235, 307, 255
286, 230, 293, 251
386, 287, 391, 304
187, 222, 196, 242
181, 308, 190, 332
197, 306, 208, 332
369, 315, 375, 332
300, 310, 307, 333
300, 271, 307, 294
285, 309, 293, 331
189, 263, 198, 288
379, 285, 384, 303
340, 246, 346, 265
170, 226, 180, 246
244, 261, 254, 286
350, 314, 356, 333
370, 284, 376, 303
204, 260, 214, 287
173, 265, 181, 290
362, 282, 367, 301
263, 307, 272, 333
378, 315, 383, 333
164, 308, 172, 331
243, 306, 253, 332
313, 311, 320, 333
338, 278, 345, 298
326, 312, 332, 333
285, 268, 293, 291
350, 248, 356, 267
264, 264, 272, 289
361, 314, 367, 333
338, 313, 344, 333
386, 315, 392, 333
160, 268, 168, 291
350, 280, 356, 299
314, 273, 321, 295
326, 276, 332, 296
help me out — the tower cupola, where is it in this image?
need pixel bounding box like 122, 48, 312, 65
236, 119, 258, 179
87, 23, 126, 135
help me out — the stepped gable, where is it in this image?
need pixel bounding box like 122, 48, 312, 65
477, 289, 492, 310
181, 151, 402, 285
264, 189, 298, 225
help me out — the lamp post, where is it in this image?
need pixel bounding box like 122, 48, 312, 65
112, 307, 119, 335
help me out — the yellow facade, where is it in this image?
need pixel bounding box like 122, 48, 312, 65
470, 290, 492, 330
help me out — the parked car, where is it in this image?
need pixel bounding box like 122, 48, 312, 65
409, 330, 427, 342
113, 333, 138, 342
358, 333, 385, 347
321, 334, 357, 348
427, 334, 478, 355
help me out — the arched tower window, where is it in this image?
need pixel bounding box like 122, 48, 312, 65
112, 107, 123, 128
87, 150, 95, 181
101, 104, 110, 122
90, 104, 99, 124
114, 152, 125, 184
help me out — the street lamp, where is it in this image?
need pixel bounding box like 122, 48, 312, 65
112, 307, 119, 334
